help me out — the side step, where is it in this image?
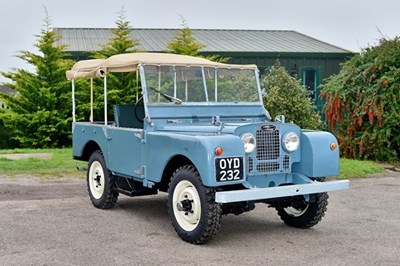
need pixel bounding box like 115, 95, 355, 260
115, 176, 158, 197
117, 187, 158, 197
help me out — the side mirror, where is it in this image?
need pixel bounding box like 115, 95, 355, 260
275, 115, 286, 123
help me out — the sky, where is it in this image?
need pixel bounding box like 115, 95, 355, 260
1, 0, 399, 83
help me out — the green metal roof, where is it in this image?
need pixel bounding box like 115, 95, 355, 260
54, 28, 352, 54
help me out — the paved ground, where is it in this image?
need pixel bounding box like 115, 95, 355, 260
0, 172, 399, 266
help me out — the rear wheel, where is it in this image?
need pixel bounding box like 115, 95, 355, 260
168, 165, 222, 244
275, 193, 328, 228
87, 150, 118, 209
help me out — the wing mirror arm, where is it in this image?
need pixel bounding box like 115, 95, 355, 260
275, 115, 286, 123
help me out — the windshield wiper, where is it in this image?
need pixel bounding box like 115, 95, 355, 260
148, 87, 182, 104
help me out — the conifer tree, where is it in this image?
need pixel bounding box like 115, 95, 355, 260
0, 14, 74, 148
166, 17, 228, 62
93, 7, 140, 108
166, 18, 205, 57
94, 8, 140, 58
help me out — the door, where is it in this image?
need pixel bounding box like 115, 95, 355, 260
302, 68, 317, 99
107, 127, 144, 178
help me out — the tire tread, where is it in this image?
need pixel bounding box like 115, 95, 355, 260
276, 192, 329, 229
168, 165, 222, 244
87, 150, 118, 209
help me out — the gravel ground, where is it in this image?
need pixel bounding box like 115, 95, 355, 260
0, 172, 399, 266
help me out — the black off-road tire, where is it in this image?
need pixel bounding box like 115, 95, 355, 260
87, 150, 119, 209
168, 165, 222, 244
276, 193, 329, 228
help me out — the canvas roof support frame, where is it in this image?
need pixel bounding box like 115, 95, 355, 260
70, 70, 108, 126
66, 53, 256, 80
67, 53, 258, 125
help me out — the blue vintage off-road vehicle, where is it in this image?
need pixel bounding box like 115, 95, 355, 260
67, 53, 349, 244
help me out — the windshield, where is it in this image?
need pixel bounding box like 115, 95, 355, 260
143, 65, 260, 104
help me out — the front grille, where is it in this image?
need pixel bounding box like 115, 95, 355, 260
256, 128, 280, 160
283, 155, 290, 169
248, 157, 254, 172
247, 125, 292, 175
256, 162, 280, 172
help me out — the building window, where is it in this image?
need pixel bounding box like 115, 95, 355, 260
302, 68, 318, 99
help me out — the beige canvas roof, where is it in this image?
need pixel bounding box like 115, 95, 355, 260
66, 52, 257, 80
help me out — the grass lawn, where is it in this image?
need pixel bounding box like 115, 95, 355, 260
338, 158, 385, 179
0, 148, 86, 178
0, 148, 385, 179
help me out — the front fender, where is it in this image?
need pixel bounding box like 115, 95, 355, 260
292, 131, 339, 177
145, 132, 245, 186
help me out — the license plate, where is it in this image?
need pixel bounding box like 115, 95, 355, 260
215, 157, 244, 182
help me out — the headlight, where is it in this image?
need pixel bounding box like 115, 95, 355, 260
283, 132, 300, 152
241, 133, 256, 153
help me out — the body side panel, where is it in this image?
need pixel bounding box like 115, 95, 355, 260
73, 123, 111, 164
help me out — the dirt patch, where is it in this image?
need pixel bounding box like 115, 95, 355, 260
379, 163, 400, 172
0, 176, 85, 201
0, 153, 53, 160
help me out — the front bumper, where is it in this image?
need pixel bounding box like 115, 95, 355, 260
215, 180, 349, 203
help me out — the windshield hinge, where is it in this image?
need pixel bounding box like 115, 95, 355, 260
134, 131, 146, 143
212, 115, 221, 126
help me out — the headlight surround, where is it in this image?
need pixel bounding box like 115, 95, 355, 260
241, 133, 256, 153
283, 132, 300, 152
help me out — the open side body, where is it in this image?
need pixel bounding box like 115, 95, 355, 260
67, 53, 349, 244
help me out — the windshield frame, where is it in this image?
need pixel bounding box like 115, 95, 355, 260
140, 64, 263, 106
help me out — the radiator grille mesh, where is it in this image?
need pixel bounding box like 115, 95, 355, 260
246, 125, 292, 175
256, 129, 280, 160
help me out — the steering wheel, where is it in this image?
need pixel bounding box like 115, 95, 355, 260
134, 95, 145, 123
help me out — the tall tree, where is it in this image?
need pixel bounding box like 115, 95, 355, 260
166, 18, 205, 56
93, 7, 140, 110
0, 13, 74, 148
94, 7, 140, 58
166, 17, 228, 62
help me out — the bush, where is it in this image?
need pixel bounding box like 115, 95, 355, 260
261, 62, 322, 130
320, 37, 400, 162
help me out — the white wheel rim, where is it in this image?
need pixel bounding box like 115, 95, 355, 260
88, 161, 105, 199
172, 180, 201, 232
284, 205, 309, 217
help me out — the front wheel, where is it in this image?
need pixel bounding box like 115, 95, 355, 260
168, 165, 222, 244
275, 193, 329, 228
87, 150, 119, 209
